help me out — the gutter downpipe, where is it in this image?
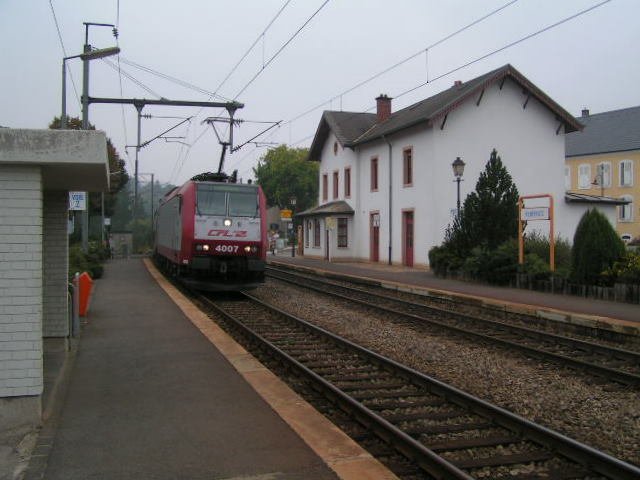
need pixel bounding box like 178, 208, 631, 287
382, 135, 393, 265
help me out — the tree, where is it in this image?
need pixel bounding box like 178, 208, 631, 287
571, 209, 626, 285
49, 116, 129, 218
252, 145, 318, 212
429, 149, 520, 280
463, 149, 519, 250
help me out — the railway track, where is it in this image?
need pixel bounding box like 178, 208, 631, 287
198, 291, 640, 480
266, 266, 640, 387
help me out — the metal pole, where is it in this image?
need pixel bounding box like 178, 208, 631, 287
134, 104, 143, 217
101, 192, 105, 245
456, 177, 461, 215
81, 43, 90, 252
81, 44, 90, 129
61, 59, 67, 129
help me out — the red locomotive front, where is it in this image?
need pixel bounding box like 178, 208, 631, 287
154, 180, 267, 290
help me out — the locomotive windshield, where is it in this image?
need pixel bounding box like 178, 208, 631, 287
196, 184, 259, 217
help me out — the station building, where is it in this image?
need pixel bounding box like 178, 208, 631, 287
0, 129, 109, 429
565, 106, 640, 243
299, 64, 620, 266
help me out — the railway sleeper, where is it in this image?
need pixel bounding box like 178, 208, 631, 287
450, 449, 553, 470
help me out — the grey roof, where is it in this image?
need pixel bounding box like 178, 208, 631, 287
565, 106, 640, 157
564, 192, 629, 205
295, 200, 354, 217
308, 111, 376, 160
353, 64, 582, 146
308, 65, 582, 159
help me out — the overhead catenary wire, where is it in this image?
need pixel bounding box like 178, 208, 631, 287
101, 56, 164, 98
212, 0, 294, 98
284, 0, 613, 150
49, 0, 80, 108
177, 0, 328, 180
116, 56, 232, 101
233, 0, 331, 100
286, 0, 521, 125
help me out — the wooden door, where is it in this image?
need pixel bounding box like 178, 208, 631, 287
403, 211, 414, 267
370, 213, 379, 262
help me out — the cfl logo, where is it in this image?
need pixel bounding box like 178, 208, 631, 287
207, 229, 248, 238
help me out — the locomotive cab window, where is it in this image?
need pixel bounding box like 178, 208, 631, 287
196, 184, 259, 217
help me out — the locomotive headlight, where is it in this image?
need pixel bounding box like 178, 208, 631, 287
195, 244, 203, 251
202, 244, 210, 251
244, 246, 251, 253
223, 218, 232, 227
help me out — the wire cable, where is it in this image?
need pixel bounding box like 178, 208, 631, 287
286, 0, 613, 150
101, 57, 164, 98
233, 0, 331, 100
287, 0, 520, 125
49, 0, 80, 108
116, 57, 231, 101
213, 0, 293, 97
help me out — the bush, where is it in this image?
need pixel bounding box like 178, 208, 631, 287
604, 252, 640, 284
571, 209, 626, 286
524, 232, 571, 279
68, 242, 106, 280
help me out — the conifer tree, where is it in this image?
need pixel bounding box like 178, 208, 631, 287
571, 209, 625, 285
459, 148, 519, 251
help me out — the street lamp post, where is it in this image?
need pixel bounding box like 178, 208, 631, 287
452, 156, 466, 215
290, 197, 297, 257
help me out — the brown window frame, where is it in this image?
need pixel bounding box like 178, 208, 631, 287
337, 218, 348, 248
403, 147, 413, 186
344, 167, 351, 198
313, 219, 321, 247
371, 157, 379, 192
322, 174, 328, 201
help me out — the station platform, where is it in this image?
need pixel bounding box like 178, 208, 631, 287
269, 254, 640, 337
23, 259, 396, 480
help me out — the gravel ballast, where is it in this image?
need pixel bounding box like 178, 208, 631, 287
252, 279, 640, 467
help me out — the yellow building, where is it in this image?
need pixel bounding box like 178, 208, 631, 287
565, 106, 640, 243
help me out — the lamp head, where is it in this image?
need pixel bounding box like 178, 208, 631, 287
452, 157, 465, 178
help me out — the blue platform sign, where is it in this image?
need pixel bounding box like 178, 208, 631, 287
521, 207, 549, 221
69, 191, 87, 211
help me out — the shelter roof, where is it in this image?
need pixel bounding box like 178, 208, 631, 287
295, 200, 354, 217
564, 192, 629, 205
0, 129, 110, 191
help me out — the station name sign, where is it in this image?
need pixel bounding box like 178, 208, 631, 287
520, 207, 549, 221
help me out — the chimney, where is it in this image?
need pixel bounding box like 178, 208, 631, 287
581, 108, 590, 117
454, 80, 463, 88
376, 94, 392, 123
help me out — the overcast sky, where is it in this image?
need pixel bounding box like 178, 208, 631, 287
1, 0, 639, 186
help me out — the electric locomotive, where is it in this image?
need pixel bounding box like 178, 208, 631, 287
154, 177, 267, 291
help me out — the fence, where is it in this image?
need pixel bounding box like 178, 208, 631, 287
515, 274, 640, 304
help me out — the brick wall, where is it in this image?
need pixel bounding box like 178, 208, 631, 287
43, 191, 69, 337
0, 166, 43, 397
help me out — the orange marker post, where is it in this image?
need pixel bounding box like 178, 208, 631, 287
78, 271, 94, 317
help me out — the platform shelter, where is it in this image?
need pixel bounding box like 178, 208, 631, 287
0, 129, 109, 429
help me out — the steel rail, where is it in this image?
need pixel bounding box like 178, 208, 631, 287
267, 268, 640, 386
200, 293, 473, 480
200, 291, 640, 480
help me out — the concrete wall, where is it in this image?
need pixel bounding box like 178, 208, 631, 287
0, 166, 43, 426
43, 191, 69, 337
